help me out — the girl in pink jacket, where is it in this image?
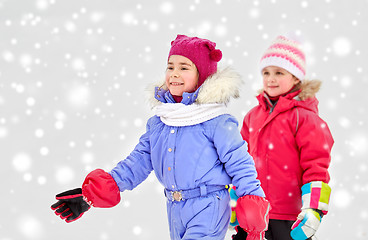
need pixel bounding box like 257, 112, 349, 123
231, 34, 334, 240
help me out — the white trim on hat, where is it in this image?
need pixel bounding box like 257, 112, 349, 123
260, 56, 305, 81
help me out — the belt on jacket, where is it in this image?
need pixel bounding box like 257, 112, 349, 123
164, 185, 226, 202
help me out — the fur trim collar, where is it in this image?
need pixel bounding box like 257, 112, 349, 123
259, 79, 322, 101
148, 67, 242, 107
298, 79, 321, 101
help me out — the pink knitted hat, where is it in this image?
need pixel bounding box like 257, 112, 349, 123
168, 34, 222, 87
260, 35, 306, 81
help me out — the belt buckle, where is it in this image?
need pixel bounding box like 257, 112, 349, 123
171, 191, 183, 201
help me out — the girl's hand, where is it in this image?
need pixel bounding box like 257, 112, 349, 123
235, 195, 271, 240
290, 209, 323, 240
51, 188, 90, 223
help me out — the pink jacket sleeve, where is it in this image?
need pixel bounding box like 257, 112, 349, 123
240, 113, 251, 150
296, 112, 334, 185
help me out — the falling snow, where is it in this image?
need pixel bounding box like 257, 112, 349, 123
12, 153, 32, 172
0, 0, 367, 240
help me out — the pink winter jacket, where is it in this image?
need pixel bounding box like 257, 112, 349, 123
241, 80, 334, 221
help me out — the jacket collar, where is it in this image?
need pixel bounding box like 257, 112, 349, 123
257, 80, 322, 114
154, 85, 201, 105
150, 67, 243, 107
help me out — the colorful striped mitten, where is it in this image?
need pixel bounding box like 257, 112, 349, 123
290, 181, 331, 240
228, 185, 239, 227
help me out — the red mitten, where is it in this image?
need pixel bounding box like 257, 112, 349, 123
235, 195, 270, 240
82, 169, 121, 208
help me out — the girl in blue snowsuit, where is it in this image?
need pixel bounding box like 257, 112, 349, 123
51, 35, 270, 240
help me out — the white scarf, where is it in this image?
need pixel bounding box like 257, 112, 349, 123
153, 103, 228, 127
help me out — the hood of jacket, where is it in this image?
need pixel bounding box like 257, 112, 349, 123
148, 67, 243, 107
258, 79, 322, 114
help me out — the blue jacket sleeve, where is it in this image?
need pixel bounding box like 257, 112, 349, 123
109, 119, 153, 192
213, 115, 265, 198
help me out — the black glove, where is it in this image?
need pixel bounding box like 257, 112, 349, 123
51, 188, 90, 223
232, 225, 248, 240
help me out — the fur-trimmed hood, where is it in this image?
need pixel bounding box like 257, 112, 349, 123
148, 67, 243, 108
259, 79, 322, 101
258, 79, 323, 114
296, 79, 322, 101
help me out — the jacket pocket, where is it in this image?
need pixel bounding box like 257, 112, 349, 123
209, 194, 220, 232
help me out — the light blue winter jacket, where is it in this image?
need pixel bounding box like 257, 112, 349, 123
109, 68, 264, 198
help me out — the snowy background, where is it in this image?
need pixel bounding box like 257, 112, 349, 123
1, 0, 367, 239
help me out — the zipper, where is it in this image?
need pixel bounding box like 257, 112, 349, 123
265, 152, 269, 196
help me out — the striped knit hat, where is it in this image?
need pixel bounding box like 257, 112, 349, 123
260, 35, 306, 81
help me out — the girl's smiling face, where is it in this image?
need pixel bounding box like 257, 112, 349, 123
165, 55, 199, 96
262, 66, 300, 97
